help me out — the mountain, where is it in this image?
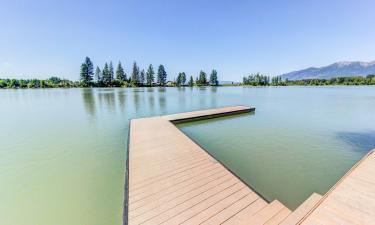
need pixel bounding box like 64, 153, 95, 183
280, 61, 375, 80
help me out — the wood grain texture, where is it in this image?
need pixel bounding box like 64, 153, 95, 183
126, 106, 292, 225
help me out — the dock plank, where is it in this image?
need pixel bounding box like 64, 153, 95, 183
301, 149, 375, 225
126, 106, 288, 225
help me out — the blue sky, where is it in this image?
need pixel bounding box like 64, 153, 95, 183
1, 0, 375, 81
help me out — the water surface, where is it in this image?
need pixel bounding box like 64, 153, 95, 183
1, 86, 375, 224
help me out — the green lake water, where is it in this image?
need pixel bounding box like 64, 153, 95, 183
1, 87, 375, 224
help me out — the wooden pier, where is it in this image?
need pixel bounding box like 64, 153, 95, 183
299, 149, 375, 224
125, 106, 293, 225
124, 106, 375, 224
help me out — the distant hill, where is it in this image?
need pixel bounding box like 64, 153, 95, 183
280, 61, 375, 80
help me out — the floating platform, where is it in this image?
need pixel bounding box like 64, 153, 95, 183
124, 106, 375, 225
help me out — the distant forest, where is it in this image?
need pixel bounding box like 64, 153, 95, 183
0, 57, 219, 88
241, 73, 375, 86
79, 57, 219, 88
2, 58, 375, 88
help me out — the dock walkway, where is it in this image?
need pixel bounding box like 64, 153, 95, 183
125, 106, 375, 224
299, 149, 375, 224
125, 106, 292, 225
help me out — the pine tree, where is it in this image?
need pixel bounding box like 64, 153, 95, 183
209, 69, 218, 86
176, 72, 186, 86
109, 61, 114, 83
157, 65, 167, 86
116, 61, 126, 81
188, 76, 194, 87
140, 69, 145, 85
197, 70, 207, 86
176, 73, 182, 86
80, 63, 88, 84
181, 72, 186, 85
146, 64, 155, 86
85, 57, 94, 83
102, 63, 111, 86
131, 62, 139, 84
95, 66, 101, 83
79, 56, 94, 85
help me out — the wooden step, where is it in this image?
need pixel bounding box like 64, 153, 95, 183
223, 200, 289, 225
264, 207, 291, 225
280, 193, 322, 225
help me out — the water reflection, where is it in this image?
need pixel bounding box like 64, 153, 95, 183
158, 89, 167, 114
147, 88, 155, 114
81, 89, 96, 118
132, 89, 140, 114
117, 90, 127, 113
209, 87, 218, 107
98, 89, 116, 113
177, 87, 186, 111
198, 87, 207, 107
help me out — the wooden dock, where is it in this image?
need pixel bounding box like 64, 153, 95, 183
125, 106, 293, 225
299, 149, 375, 225
124, 105, 375, 224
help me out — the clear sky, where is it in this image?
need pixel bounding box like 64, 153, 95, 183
1, 0, 375, 81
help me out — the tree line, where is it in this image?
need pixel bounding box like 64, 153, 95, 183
0, 77, 77, 88
80, 57, 219, 87
242, 73, 375, 86
0, 56, 219, 88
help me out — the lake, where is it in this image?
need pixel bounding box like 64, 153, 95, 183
1, 86, 375, 225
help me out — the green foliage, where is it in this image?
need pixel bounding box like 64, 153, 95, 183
271, 76, 283, 85
176, 72, 187, 86
109, 61, 114, 83
242, 73, 270, 86
0, 77, 77, 88
48, 76, 61, 84
146, 64, 155, 86
116, 62, 126, 81
140, 69, 145, 85
188, 76, 194, 87
95, 66, 102, 83
209, 69, 218, 86
80, 56, 94, 85
242, 74, 375, 86
181, 72, 186, 85
102, 63, 112, 85
157, 65, 167, 86
28, 79, 39, 88
196, 70, 207, 86
131, 62, 140, 85
0, 79, 7, 88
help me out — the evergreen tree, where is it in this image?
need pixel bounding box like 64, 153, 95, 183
197, 70, 207, 86
95, 66, 101, 83
116, 61, 126, 81
80, 63, 88, 84
157, 65, 167, 86
146, 64, 155, 86
86, 57, 94, 83
79, 56, 94, 85
181, 72, 186, 85
109, 61, 114, 83
131, 61, 139, 84
140, 69, 145, 85
102, 63, 111, 86
176, 72, 187, 86
188, 76, 194, 87
209, 69, 218, 86
176, 73, 182, 86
